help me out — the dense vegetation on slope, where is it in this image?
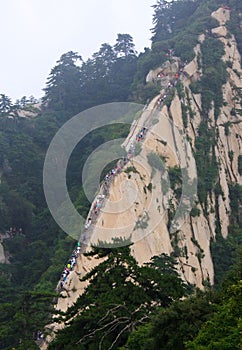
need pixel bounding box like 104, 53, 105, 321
123, 250, 242, 350
48, 241, 189, 350
0, 0, 241, 349
48, 245, 242, 350
0, 34, 138, 350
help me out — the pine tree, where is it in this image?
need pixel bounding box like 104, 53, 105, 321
0, 94, 12, 116
42, 51, 82, 116
48, 239, 188, 350
114, 34, 137, 58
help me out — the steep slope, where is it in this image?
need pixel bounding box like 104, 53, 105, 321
49, 5, 241, 329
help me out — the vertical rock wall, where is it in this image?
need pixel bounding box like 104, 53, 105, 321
54, 6, 242, 314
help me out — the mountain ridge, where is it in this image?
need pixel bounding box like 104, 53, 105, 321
39, 6, 242, 348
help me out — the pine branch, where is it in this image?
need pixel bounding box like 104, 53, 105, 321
98, 318, 130, 350
107, 323, 131, 350
76, 316, 129, 344
98, 304, 124, 324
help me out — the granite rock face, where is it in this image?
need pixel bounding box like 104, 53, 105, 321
53, 3, 242, 323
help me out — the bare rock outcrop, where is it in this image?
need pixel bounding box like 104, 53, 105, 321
46, 8, 242, 343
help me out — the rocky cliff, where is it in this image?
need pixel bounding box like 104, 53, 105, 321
52, 5, 241, 320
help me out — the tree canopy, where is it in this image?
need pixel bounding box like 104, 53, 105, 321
48, 242, 188, 350
0, 1, 242, 349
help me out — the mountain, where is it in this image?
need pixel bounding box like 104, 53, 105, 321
40, 2, 242, 349
50, 3, 241, 306
0, 1, 241, 349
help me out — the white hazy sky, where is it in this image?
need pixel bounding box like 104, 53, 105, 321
0, 0, 155, 101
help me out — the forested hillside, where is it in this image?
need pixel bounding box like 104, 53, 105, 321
0, 34, 137, 350
0, 0, 241, 349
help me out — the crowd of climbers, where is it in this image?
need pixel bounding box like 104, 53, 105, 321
36, 330, 44, 341
136, 127, 147, 142
57, 241, 82, 291
37, 243, 82, 342
57, 48, 185, 291
5, 226, 23, 238
156, 52, 187, 109
57, 125, 150, 292
35, 48, 185, 343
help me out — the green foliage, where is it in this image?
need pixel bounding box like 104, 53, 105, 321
227, 0, 242, 56
168, 166, 182, 189
124, 245, 242, 350
151, 0, 220, 63
0, 40, 134, 346
176, 81, 185, 100
190, 207, 201, 217
131, 47, 163, 89
114, 34, 136, 57
42, 36, 138, 118
211, 224, 242, 286
79, 35, 137, 107
190, 81, 201, 94
42, 51, 83, 116
229, 183, 242, 223
238, 155, 242, 175
132, 82, 161, 104
223, 121, 232, 136
168, 165, 182, 202
124, 166, 139, 174
0, 289, 56, 350
48, 245, 187, 350
186, 281, 242, 350
148, 0, 229, 118
152, 0, 200, 44
228, 150, 234, 162
210, 184, 242, 286
1, 1, 242, 348
163, 89, 175, 108
149, 293, 215, 350
195, 121, 218, 208
200, 37, 227, 117
0, 94, 12, 116
125, 323, 153, 350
